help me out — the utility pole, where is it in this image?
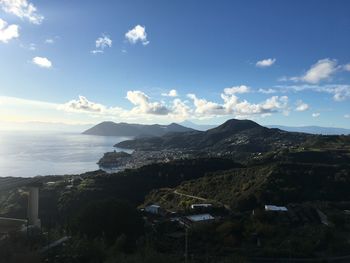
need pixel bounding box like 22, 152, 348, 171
185, 228, 188, 263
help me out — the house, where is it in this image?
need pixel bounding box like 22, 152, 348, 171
179, 213, 215, 227
186, 214, 215, 222
265, 205, 288, 212
190, 204, 212, 209
145, 204, 161, 215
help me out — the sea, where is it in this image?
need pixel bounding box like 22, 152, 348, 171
0, 131, 132, 178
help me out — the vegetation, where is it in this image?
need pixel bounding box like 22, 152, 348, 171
1, 120, 350, 261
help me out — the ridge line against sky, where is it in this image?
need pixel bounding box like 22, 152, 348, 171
0, 0, 349, 129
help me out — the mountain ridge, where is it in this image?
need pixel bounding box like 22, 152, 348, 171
82, 121, 195, 137
115, 118, 313, 155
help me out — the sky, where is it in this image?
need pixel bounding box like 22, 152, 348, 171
0, 0, 350, 130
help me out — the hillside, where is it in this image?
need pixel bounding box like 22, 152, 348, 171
116, 119, 313, 153
268, 125, 350, 135
82, 121, 195, 137
144, 148, 350, 211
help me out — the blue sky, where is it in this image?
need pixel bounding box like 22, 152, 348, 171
0, 0, 350, 129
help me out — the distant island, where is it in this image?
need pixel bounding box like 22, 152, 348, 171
82, 121, 195, 137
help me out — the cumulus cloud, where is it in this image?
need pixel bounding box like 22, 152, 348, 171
170, 99, 191, 120
223, 85, 250, 95
162, 89, 178, 97
58, 96, 106, 113
0, 18, 19, 43
52, 86, 295, 123
0, 0, 44, 24
32, 56, 52, 68
125, 25, 149, 45
256, 58, 276, 68
293, 58, 339, 84
187, 94, 225, 116
295, 100, 309, 112
312, 113, 320, 118
187, 88, 289, 118
91, 34, 112, 54
126, 91, 169, 115
221, 94, 289, 118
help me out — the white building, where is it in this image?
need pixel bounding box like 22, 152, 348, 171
265, 205, 288, 212
145, 204, 161, 215
190, 204, 212, 209
186, 213, 215, 223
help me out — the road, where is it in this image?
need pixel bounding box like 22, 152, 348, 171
173, 190, 207, 201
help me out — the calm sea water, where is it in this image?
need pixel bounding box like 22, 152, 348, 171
0, 131, 131, 177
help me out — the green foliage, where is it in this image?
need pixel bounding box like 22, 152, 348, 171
69, 199, 144, 246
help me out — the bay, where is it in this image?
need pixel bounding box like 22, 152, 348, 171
0, 131, 131, 177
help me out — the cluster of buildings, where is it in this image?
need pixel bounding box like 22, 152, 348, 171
142, 203, 218, 228
100, 150, 196, 171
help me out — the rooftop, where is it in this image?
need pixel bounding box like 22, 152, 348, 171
186, 214, 214, 222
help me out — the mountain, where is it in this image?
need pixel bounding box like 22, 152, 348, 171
82, 121, 195, 137
116, 119, 312, 154
178, 120, 218, 131
267, 125, 350, 135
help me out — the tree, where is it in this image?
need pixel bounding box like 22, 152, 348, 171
70, 199, 144, 247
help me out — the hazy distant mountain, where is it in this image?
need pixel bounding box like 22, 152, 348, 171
82, 121, 195, 137
178, 120, 218, 131
116, 119, 311, 153
267, 125, 350, 135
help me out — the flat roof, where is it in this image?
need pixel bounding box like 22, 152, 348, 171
186, 214, 214, 222
265, 205, 288, 211
146, 204, 160, 208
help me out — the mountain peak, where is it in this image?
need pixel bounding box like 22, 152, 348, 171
210, 119, 261, 133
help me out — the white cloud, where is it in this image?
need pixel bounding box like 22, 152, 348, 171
0, 18, 19, 43
161, 89, 178, 97
91, 34, 112, 54
90, 50, 103, 54
3, 87, 295, 125
32, 56, 52, 68
223, 85, 250, 95
256, 58, 276, 68
126, 91, 169, 115
345, 114, 350, 119
222, 95, 289, 118
295, 100, 309, 112
258, 88, 277, 94
45, 38, 54, 44
312, 113, 320, 118
187, 94, 224, 116
275, 84, 350, 102
294, 58, 339, 84
344, 64, 350, 72
0, 0, 44, 24
58, 96, 106, 113
170, 98, 191, 120
187, 88, 289, 118
96, 35, 112, 49
125, 25, 149, 45
0, 95, 57, 109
